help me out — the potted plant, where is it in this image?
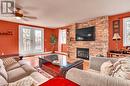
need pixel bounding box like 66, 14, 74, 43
50, 34, 57, 53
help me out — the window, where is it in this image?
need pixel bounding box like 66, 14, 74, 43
19, 25, 44, 55
35, 30, 42, 50
60, 29, 67, 44
123, 18, 130, 46
58, 29, 67, 52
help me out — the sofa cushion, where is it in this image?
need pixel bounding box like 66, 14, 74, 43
21, 64, 36, 75
100, 60, 114, 76
6, 62, 21, 71
89, 57, 117, 71
8, 76, 37, 86
7, 67, 28, 83
112, 57, 130, 80
0, 75, 8, 86
2, 57, 17, 67
18, 60, 31, 66
30, 72, 49, 85
66, 68, 130, 86
0, 63, 8, 80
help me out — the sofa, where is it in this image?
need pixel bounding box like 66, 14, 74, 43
66, 57, 130, 86
0, 57, 49, 86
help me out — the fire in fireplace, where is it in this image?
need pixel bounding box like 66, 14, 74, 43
77, 48, 89, 60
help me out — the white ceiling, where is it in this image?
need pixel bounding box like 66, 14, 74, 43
0, 0, 130, 28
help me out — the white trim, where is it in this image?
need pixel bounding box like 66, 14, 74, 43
58, 29, 62, 52
58, 29, 67, 52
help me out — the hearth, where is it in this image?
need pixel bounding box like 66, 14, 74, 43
77, 48, 89, 60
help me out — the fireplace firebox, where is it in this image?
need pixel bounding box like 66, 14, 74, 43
77, 48, 89, 60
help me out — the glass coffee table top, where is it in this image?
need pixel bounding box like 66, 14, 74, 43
39, 54, 81, 68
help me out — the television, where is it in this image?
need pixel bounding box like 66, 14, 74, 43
76, 26, 95, 41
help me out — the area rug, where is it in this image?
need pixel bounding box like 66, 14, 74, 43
35, 67, 53, 79
40, 77, 79, 86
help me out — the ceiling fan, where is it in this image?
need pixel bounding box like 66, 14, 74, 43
14, 8, 37, 21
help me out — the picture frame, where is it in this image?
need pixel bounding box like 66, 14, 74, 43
113, 20, 120, 35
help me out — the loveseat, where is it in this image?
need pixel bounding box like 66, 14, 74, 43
0, 57, 49, 86
66, 57, 130, 86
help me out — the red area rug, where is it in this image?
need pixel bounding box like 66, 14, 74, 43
40, 77, 79, 86
43, 62, 60, 72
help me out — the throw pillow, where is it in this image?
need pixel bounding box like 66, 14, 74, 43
8, 76, 38, 86
112, 57, 130, 80
2, 57, 17, 67
100, 60, 114, 76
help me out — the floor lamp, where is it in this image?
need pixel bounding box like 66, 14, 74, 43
112, 33, 121, 51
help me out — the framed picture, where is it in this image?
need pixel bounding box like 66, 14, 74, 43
113, 20, 120, 35
123, 17, 130, 46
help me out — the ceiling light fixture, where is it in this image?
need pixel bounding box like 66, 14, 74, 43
15, 17, 21, 20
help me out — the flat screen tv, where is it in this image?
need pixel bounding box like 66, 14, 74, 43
76, 26, 95, 41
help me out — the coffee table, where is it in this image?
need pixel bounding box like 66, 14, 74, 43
39, 54, 83, 77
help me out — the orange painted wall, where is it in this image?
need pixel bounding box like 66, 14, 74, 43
109, 12, 130, 51
44, 29, 52, 52
0, 20, 59, 55
0, 20, 19, 55
44, 29, 59, 52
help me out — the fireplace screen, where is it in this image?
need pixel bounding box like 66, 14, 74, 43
77, 48, 89, 60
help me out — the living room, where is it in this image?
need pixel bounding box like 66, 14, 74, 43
0, 0, 130, 86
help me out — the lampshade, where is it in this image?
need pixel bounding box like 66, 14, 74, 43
112, 33, 121, 40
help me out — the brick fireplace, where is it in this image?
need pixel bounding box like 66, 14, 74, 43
64, 16, 109, 59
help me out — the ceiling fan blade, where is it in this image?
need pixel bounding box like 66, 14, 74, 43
22, 17, 29, 21
23, 16, 37, 19
15, 8, 23, 14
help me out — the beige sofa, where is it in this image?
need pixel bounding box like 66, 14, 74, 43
66, 57, 130, 86
0, 57, 49, 86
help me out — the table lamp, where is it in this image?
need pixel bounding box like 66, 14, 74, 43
112, 33, 121, 51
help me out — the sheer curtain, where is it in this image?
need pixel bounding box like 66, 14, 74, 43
58, 29, 67, 52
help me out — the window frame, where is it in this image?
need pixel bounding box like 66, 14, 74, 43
19, 25, 44, 55
60, 29, 67, 44
123, 17, 130, 46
